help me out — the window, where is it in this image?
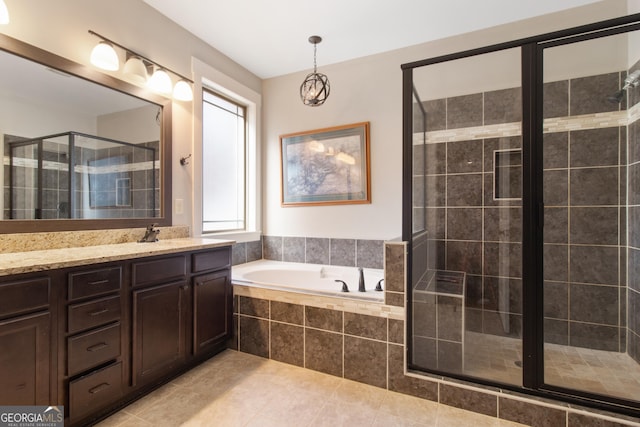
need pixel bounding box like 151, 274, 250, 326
202, 90, 246, 233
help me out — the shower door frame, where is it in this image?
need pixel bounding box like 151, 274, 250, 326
402, 12, 640, 417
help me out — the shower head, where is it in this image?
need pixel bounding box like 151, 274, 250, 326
607, 89, 625, 104
607, 69, 640, 104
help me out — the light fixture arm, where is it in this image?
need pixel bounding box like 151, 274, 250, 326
88, 30, 193, 84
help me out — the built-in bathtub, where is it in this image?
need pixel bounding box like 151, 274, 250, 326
231, 259, 384, 302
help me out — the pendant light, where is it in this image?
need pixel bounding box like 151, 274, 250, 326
0, 0, 9, 25
300, 35, 330, 107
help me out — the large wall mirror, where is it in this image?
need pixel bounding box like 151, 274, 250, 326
0, 33, 172, 233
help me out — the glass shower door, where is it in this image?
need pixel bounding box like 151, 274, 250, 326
409, 48, 523, 386
541, 29, 640, 404
9, 141, 41, 219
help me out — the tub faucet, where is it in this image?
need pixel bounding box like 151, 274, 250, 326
335, 280, 349, 292
358, 267, 365, 292
138, 223, 160, 243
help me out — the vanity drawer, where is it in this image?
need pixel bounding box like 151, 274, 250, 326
192, 248, 230, 273
68, 295, 121, 334
69, 361, 123, 422
68, 322, 121, 376
132, 255, 186, 288
68, 267, 121, 301
0, 277, 49, 318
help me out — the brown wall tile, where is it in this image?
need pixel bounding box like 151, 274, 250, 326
305, 328, 343, 377
239, 316, 269, 358
388, 343, 438, 401
568, 413, 637, 427
305, 306, 343, 332
271, 301, 304, 325
385, 244, 405, 292
271, 322, 304, 367
439, 383, 497, 417
344, 336, 387, 388
386, 292, 405, 307
499, 397, 566, 427
344, 312, 387, 341
240, 296, 270, 318
389, 319, 404, 344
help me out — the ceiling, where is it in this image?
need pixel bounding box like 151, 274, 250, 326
143, 0, 603, 79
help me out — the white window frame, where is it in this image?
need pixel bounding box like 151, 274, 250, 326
192, 58, 261, 242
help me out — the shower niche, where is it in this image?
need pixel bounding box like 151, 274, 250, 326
403, 13, 640, 415
4, 131, 158, 220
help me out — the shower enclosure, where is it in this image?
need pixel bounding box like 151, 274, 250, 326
403, 14, 640, 415
4, 132, 158, 220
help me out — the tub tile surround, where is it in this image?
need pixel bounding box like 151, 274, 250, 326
261, 234, 385, 269
231, 241, 640, 426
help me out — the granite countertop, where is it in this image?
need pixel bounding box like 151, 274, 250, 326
0, 237, 234, 277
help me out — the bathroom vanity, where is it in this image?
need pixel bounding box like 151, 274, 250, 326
0, 238, 233, 426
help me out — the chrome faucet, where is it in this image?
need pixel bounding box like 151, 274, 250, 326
138, 223, 160, 243
358, 267, 365, 292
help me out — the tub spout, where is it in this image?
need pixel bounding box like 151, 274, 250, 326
358, 267, 365, 292
335, 280, 349, 292
375, 279, 384, 292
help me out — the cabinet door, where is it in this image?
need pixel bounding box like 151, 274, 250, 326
0, 311, 50, 405
132, 281, 187, 386
193, 270, 231, 355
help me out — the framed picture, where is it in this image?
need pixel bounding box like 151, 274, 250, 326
280, 122, 370, 206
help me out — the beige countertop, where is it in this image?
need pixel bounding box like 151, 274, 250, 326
0, 237, 234, 277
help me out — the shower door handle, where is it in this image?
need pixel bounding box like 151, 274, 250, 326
538, 202, 544, 230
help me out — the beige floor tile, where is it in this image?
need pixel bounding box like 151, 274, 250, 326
377, 390, 440, 422
308, 400, 377, 427
94, 411, 152, 427
372, 411, 436, 427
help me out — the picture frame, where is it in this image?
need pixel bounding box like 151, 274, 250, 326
280, 122, 370, 206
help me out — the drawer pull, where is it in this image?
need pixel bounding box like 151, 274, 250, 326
88, 279, 109, 286
88, 382, 111, 394
15, 383, 26, 390
89, 308, 109, 316
86, 342, 108, 352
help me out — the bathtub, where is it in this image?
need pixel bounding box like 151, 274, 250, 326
231, 260, 384, 302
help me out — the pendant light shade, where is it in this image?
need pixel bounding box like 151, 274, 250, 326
148, 68, 172, 94
90, 41, 119, 71
173, 80, 193, 101
0, 0, 9, 25
123, 56, 148, 84
300, 35, 330, 107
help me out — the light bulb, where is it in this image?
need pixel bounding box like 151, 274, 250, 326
148, 68, 172, 94
173, 80, 193, 101
90, 41, 119, 71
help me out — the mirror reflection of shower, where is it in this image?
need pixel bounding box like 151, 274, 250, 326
607, 69, 640, 103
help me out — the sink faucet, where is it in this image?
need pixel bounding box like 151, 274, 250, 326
138, 223, 160, 243
358, 267, 365, 292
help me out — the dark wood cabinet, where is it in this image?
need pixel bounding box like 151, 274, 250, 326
193, 270, 232, 355
0, 244, 232, 426
0, 311, 51, 405
132, 280, 188, 385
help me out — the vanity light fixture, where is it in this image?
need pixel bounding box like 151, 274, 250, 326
123, 55, 148, 84
90, 41, 119, 71
88, 30, 193, 102
0, 0, 9, 25
300, 35, 330, 107
148, 67, 172, 94
173, 79, 194, 101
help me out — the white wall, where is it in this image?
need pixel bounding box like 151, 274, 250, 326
1, 0, 261, 233
262, 0, 630, 241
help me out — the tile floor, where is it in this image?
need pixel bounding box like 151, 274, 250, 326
464, 332, 640, 402
96, 350, 528, 427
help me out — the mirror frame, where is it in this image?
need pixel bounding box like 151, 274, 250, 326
0, 33, 172, 233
